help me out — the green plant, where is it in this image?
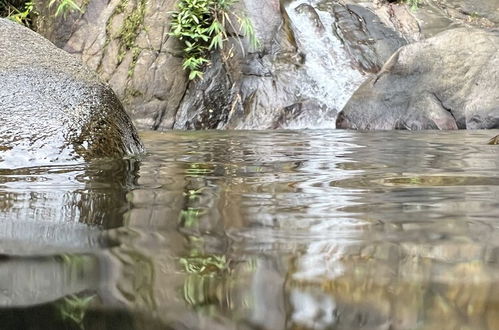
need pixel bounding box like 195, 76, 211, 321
115, 0, 145, 63
179, 254, 228, 275
57, 294, 95, 330
1, 0, 36, 26
1, 0, 81, 28
179, 207, 205, 227
169, 0, 259, 80
402, 0, 421, 10
49, 0, 81, 17
390, 0, 421, 10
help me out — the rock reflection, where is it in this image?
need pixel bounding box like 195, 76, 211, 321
0, 159, 140, 253
0, 254, 100, 307
0, 158, 139, 311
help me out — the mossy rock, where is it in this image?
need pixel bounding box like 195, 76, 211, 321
0, 18, 144, 168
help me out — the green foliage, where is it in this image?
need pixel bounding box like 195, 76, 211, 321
180, 207, 203, 227
115, 0, 146, 64
407, 0, 421, 10
103, 0, 146, 78
169, 0, 259, 80
179, 254, 228, 275
1, 0, 82, 28
1, 0, 36, 26
49, 0, 81, 17
398, 0, 421, 10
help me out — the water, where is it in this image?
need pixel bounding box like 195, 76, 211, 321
284, 0, 365, 129
229, 0, 367, 130
1, 130, 499, 329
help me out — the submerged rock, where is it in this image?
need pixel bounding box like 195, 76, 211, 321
337, 28, 499, 130
0, 18, 143, 168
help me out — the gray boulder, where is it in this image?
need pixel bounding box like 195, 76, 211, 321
337, 28, 499, 130
0, 18, 143, 168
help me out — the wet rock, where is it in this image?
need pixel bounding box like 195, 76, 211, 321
0, 256, 99, 306
34, 0, 300, 130
272, 100, 334, 129
373, 0, 498, 40
295, 3, 325, 34
0, 19, 143, 168
173, 53, 235, 129
35, 0, 188, 130
319, 0, 407, 73
337, 28, 499, 130
176, 0, 312, 129
209, 0, 410, 131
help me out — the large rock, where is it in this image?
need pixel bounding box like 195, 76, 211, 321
35, 0, 188, 130
0, 18, 143, 168
336, 28, 499, 130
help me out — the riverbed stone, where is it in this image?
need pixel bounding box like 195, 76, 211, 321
336, 28, 499, 130
0, 18, 143, 168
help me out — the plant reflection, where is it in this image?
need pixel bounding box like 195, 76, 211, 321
179, 254, 228, 275
57, 294, 95, 330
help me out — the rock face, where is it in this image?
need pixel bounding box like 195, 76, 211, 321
31, 0, 499, 130
337, 28, 499, 130
35, 0, 188, 130
0, 18, 143, 168
318, 1, 407, 73
33, 0, 414, 130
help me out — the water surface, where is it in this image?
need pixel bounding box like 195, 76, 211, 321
1, 130, 499, 329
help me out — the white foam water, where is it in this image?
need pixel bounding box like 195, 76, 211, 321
282, 0, 366, 129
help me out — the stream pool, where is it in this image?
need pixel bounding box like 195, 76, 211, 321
1, 130, 499, 329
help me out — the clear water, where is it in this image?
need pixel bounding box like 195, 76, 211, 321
1, 130, 499, 329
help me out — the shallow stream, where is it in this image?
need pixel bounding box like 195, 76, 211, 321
1, 130, 499, 329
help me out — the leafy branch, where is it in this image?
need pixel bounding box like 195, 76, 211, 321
405, 0, 422, 10
1, 0, 36, 26
169, 0, 259, 80
49, 0, 82, 17
1, 0, 82, 28
391, 0, 422, 10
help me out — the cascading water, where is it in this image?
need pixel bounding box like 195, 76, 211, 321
175, 0, 408, 130
278, 0, 366, 129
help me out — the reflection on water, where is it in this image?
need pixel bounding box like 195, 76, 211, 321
2, 130, 499, 329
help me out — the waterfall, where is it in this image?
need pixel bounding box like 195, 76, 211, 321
278, 0, 366, 129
